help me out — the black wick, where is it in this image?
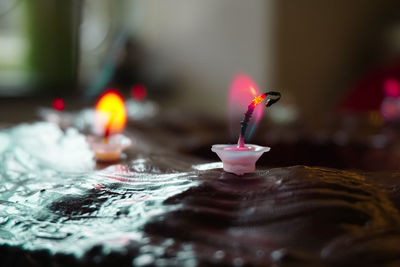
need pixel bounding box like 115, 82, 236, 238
238, 91, 281, 146
265, 91, 281, 107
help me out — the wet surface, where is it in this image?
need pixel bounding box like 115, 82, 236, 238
2, 124, 400, 266
0, 151, 200, 263
3, 161, 400, 266
145, 166, 400, 266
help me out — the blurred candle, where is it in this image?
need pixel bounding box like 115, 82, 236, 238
87, 90, 132, 162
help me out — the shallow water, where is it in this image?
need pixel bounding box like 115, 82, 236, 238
1, 156, 199, 256
3, 123, 400, 266
0, 123, 201, 264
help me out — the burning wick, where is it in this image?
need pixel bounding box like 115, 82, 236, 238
212, 90, 281, 175
237, 91, 281, 148
103, 111, 116, 144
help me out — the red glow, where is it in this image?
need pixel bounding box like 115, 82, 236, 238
384, 78, 400, 98
52, 98, 65, 111
131, 84, 147, 101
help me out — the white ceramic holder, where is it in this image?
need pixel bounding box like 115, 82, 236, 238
86, 134, 132, 162
211, 144, 270, 175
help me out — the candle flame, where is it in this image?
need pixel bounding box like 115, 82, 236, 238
249, 86, 257, 95
94, 90, 127, 137
228, 73, 264, 141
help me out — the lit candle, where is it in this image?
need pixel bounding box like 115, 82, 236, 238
86, 90, 132, 162
212, 91, 281, 175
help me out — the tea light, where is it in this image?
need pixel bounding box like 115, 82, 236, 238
212, 91, 281, 175
87, 90, 132, 162
86, 134, 132, 162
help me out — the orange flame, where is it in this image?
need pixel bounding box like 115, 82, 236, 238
94, 90, 127, 137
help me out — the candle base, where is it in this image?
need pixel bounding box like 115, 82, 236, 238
86, 134, 132, 162
211, 144, 270, 175
94, 151, 122, 162
222, 162, 256, 176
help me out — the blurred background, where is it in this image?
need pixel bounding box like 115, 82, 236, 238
2, 0, 400, 170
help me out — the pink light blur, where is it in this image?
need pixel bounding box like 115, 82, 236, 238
384, 78, 400, 98
381, 98, 400, 120
228, 73, 264, 141
131, 84, 147, 101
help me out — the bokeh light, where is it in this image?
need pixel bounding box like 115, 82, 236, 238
52, 98, 65, 111
131, 84, 147, 101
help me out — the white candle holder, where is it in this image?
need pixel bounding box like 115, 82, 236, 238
86, 134, 132, 162
211, 144, 270, 175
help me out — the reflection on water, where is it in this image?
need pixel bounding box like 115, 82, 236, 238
0, 123, 199, 263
